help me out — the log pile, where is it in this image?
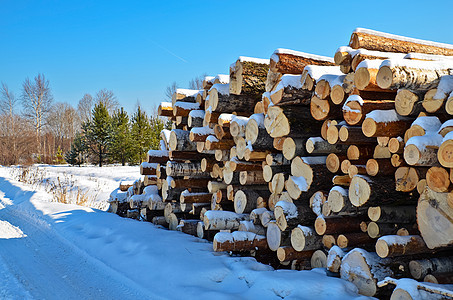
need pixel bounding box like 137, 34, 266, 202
109, 27, 453, 298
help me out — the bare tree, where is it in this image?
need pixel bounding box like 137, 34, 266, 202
165, 81, 178, 100
0, 82, 17, 117
188, 73, 207, 90
77, 93, 93, 122
47, 102, 79, 147
21, 73, 53, 155
95, 89, 119, 114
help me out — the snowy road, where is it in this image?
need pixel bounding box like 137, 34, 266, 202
0, 177, 154, 300
0, 166, 370, 300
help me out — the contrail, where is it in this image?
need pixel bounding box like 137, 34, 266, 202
151, 40, 188, 63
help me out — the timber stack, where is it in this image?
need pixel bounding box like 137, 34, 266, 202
109, 28, 453, 298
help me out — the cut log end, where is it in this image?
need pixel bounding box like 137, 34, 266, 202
376, 66, 393, 90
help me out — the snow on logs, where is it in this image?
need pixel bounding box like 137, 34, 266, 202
114, 27, 453, 297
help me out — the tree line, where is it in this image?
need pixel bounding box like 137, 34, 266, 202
0, 73, 169, 166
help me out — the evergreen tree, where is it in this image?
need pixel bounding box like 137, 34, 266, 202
109, 107, 131, 166
84, 101, 111, 167
149, 115, 169, 150
130, 105, 153, 163
65, 133, 86, 166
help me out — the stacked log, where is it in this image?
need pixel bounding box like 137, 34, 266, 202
110, 27, 453, 296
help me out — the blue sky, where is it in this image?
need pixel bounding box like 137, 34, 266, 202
1, 0, 452, 115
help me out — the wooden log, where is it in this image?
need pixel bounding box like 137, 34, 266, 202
404, 134, 442, 166
409, 257, 453, 280
180, 191, 212, 204
394, 89, 423, 116
282, 137, 307, 160
205, 135, 235, 151
349, 175, 417, 207
271, 173, 288, 195
270, 48, 335, 74
213, 231, 267, 252
266, 221, 291, 251
438, 134, 453, 168
234, 189, 269, 214
379, 277, 453, 299
168, 150, 212, 161
210, 88, 259, 113
349, 28, 453, 56
173, 101, 200, 117
367, 222, 418, 239
368, 205, 416, 223
424, 273, 453, 285
229, 56, 269, 96
158, 101, 173, 117
170, 177, 210, 189
270, 74, 312, 105
238, 220, 266, 235
290, 225, 323, 252
171, 88, 200, 106
311, 249, 328, 268
332, 175, 351, 186
277, 247, 315, 263
426, 166, 452, 192
376, 235, 430, 258
377, 59, 453, 91
188, 109, 205, 128
391, 154, 405, 168
362, 110, 412, 138
310, 95, 342, 121
177, 219, 199, 236
354, 59, 392, 92
327, 186, 355, 214
326, 153, 345, 173
165, 161, 208, 178
229, 116, 248, 138
417, 188, 453, 249
321, 119, 338, 141
347, 145, 375, 160
305, 137, 347, 155
327, 246, 346, 273
337, 232, 375, 249
266, 153, 290, 166
274, 201, 317, 231
366, 159, 396, 176
239, 170, 265, 185
339, 125, 376, 144
315, 215, 367, 235
263, 164, 291, 183
343, 95, 395, 126
203, 210, 249, 230
169, 129, 198, 151
389, 137, 405, 154
264, 105, 321, 138
340, 247, 393, 297
189, 126, 214, 142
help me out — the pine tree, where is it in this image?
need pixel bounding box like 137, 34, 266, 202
110, 107, 131, 166
130, 105, 153, 164
65, 133, 86, 166
84, 101, 111, 167
149, 115, 169, 150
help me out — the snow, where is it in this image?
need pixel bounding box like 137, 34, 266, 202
214, 232, 233, 243
109, 188, 128, 203
189, 109, 205, 119
301, 156, 328, 165
147, 149, 168, 157
404, 52, 453, 61
308, 137, 325, 144
219, 113, 235, 123
356, 59, 384, 70
442, 131, 453, 142
411, 116, 441, 132
231, 115, 249, 127
310, 192, 324, 216
439, 120, 453, 135
365, 109, 406, 123
191, 126, 215, 136
272, 48, 334, 63
140, 162, 158, 169
159, 101, 172, 109
289, 176, 308, 192
380, 58, 453, 70
143, 185, 158, 195
0, 165, 370, 299
335, 46, 406, 60
206, 135, 219, 143
214, 74, 230, 84
344, 95, 364, 111
434, 75, 453, 99
204, 75, 215, 82
161, 129, 171, 144
327, 246, 346, 267
354, 28, 453, 49
238, 56, 270, 65
249, 113, 265, 127
378, 235, 416, 246
275, 74, 303, 89
303, 65, 343, 81
406, 133, 442, 149
174, 101, 200, 110
175, 88, 200, 97
316, 74, 346, 87
331, 186, 348, 196
275, 201, 298, 218
210, 83, 230, 95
